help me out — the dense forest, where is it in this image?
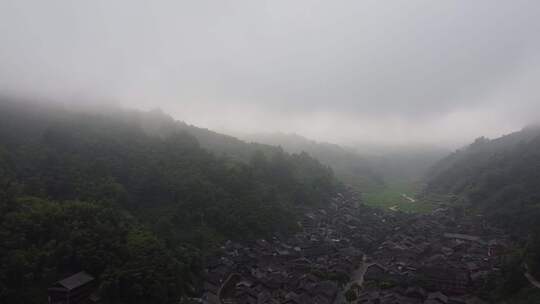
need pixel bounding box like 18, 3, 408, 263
425, 126, 540, 280
0, 100, 341, 303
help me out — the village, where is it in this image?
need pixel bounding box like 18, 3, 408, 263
199, 190, 512, 304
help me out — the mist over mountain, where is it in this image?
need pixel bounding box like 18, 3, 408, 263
426, 125, 540, 214
245, 132, 451, 192
3, 1, 540, 303
356, 145, 451, 185
2, 1, 540, 147
243, 132, 384, 191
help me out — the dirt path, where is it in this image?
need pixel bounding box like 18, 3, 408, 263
523, 263, 540, 289
401, 194, 416, 203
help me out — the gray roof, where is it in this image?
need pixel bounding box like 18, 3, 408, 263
443, 233, 481, 243
56, 271, 95, 290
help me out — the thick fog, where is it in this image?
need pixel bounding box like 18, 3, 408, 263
1, 1, 540, 147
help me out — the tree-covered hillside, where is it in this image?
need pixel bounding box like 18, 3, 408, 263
426, 126, 540, 223
99, 106, 282, 162
0, 100, 341, 303
425, 126, 540, 278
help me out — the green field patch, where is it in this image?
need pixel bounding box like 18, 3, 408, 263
363, 182, 436, 213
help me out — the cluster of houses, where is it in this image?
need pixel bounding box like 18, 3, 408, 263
200, 190, 512, 304
356, 209, 511, 303
200, 191, 384, 304
46, 189, 512, 304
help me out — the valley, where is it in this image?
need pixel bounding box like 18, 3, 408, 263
1, 102, 539, 304
3, 2, 540, 303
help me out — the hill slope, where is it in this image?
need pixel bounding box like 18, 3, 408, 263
0, 100, 340, 303
426, 125, 540, 221
424, 125, 540, 280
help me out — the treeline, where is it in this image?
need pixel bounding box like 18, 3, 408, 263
0, 100, 340, 303
425, 126, 540, 289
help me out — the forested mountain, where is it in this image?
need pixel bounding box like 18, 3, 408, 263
425, 126, 540, 277
79, 106, 282, 162
0, 100, 341, 303
243, 132, 384, 191
426, 125, 540, 219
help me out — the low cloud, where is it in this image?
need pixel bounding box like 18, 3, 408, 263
1, 0, 539, 148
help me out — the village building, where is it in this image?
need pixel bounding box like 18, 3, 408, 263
47, 272, 98, 304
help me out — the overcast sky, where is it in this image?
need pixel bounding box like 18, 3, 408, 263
1, 1, 540, 148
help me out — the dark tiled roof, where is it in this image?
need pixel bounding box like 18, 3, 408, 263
55, 271, 94, 290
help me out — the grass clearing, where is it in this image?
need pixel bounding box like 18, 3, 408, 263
363, 182, 436, 213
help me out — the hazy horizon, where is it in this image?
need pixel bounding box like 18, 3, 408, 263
2, 1, 540, 148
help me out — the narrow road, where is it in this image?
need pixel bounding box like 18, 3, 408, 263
523, 263, 540, 289
524, 272, 540, 289
336, 255, 372, 303
349, 255, 370, 287
401, 194, 416, 203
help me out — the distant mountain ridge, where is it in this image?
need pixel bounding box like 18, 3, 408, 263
84, 107, 284, 162
243, 132, 384, 191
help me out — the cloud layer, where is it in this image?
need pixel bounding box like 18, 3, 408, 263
1, 0, 540, 147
